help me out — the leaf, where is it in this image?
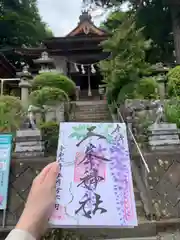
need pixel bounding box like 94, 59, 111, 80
69, 132, 79, 139
69, 132, 86, 140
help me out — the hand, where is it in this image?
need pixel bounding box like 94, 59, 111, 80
16, 162, 59, 239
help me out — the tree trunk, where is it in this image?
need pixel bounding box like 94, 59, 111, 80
170, 6, 180, 64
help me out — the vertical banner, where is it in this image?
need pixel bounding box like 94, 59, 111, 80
0, 135, 12, 210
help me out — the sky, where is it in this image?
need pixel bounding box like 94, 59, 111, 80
37, 0, 128, 37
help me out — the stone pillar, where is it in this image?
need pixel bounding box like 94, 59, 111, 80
19, 65, 32, 107
76, 86, 80, 100
157, 75, 166, 99
56, 103, 65, 122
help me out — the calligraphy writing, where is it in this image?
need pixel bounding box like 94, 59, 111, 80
56, 172, 62, 201
75, 127, 110, 219
58, 145, 65, 163
56, 145, 64, 201
75, 193, 107, 218
76, 126, 107, 147
111, 124, 124, 142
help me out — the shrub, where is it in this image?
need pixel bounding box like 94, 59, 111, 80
165, 102, 180, 128
30, 87, 69, 107
167, 66, 180, 97
39, 121, 59, 155
0, 95, 24, 132
135, 77, 159, 100
32, 72, 76, 96
117, 82, 136, 103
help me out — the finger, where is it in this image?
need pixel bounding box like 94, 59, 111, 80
44, 162, 59, 187
36, 163, 55, 183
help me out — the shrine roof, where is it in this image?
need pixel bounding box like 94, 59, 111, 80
14, 12, 109, 58
43, 11, 108, 49
66, 11, 108, 37
0, 53, 16, 77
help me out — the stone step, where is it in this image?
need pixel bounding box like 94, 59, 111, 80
76, 114, 109, 118
73, 119, 111, 123
74, 113, 110, 118
134, 187, 141, 201
77, 105, 108, 108
76, 109, 109, 113
73, 218, 156, 238
136, 200, 145, 217
77, 103, 108, 107
76, 108, 108, 113
105, 237, 157, 240
75, 110, 109, 114
74, 117, 110, 120
76, 104, 108, 110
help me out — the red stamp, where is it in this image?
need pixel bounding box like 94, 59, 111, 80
74, 151, 106, 183
51, 204, 65, 221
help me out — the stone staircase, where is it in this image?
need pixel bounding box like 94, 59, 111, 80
70, 100, 111, 122
79, 90, 102, 101
69, 100, 147, 225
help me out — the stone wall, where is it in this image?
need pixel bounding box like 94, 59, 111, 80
34, 103, 65, 123
121, 99, 167, 150
120, 99, 180, 221
0, 156, 179, 239
44, 104, 65, 122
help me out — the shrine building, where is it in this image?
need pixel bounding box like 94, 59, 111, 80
12, 11, 109, 99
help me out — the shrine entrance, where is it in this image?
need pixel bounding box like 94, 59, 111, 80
70, 71, 102, 89
70, 68, 103, 100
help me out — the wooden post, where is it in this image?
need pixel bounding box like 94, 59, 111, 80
0, 79, 4, 96
88, 66, 92, 97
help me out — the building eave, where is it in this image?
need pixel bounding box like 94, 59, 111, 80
0, 53, 17, 77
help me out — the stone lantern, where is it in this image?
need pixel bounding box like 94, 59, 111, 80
33, 51, 55, 73
151, 63, 169, 99
18, 65, 32, 107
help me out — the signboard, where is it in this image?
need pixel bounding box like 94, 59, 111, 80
50, 123, 137, 228
0, 134, 12, 210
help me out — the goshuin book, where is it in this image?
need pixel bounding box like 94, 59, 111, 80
50, 122, 137, 228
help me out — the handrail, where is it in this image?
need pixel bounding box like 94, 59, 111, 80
111, 101, 150, 173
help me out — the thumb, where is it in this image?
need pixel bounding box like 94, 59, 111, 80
44, 162, 59, 187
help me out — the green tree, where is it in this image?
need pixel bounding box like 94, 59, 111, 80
167, 66, 180, 97
101, 11, 128, 32
84, 0, 178, 64
32, 72, 76, 97
30, 87, 69, 107
100, 16, 151, 103
0, 95, 24, 132
30, 72, 74, 122
0, 0, 53, 48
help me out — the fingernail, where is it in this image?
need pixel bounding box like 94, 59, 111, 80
53, 162, 59, 173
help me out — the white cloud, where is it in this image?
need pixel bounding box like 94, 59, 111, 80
37, 0, 129, 36
37, 0, 83, 36
37, 0, 107, 36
